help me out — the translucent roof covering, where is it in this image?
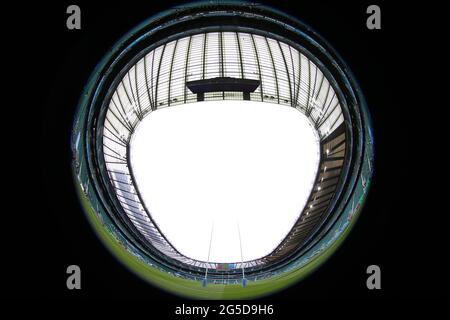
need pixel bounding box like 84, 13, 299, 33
102, 31, 344, 269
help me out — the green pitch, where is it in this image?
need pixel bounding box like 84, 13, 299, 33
76, 181, 361, 299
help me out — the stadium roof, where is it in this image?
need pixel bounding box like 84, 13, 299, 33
101, 31, 345, 270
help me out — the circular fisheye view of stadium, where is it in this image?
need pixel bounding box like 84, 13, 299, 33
71, 2, 374, 299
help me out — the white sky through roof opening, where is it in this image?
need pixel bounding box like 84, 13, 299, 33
130, 100, 320, 263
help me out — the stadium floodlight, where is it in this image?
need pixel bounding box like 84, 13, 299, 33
72, 2, 374, 299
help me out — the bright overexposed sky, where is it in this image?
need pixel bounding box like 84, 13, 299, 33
130, 100, 320, 263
